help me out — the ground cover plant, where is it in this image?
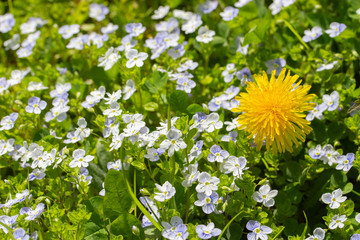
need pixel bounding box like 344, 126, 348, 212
0, 0, 360, 239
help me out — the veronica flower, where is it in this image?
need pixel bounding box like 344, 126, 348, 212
196, 222, 221, 239
177, 60, 198, 72
252, 184, 278, 207
160, 129, 187, 157
320, 144, 340, 166
25, 97, 47, 114
0, 215, 18, 234
235, 0, 252, 8
58, 24, 80, 39
0, 13, 15, 33
101, 23, 119, 34
98, 47, 121, 71
29, 168, 46, 181
144, 148, 165, 162
308, 145, 325, 160
351, 234, 360, 240
4, 33, 20, 50
329, 214, 347, 229
20, 203, 45, 221
154, 181, 176, 202
182, 164, 200, 187
208, 145, 229, 163
325, 22, 346, 38
246, 220, 273, 240
125, 49, 148, 68
321, 91, 339, 111
125, 23, 146, 37
222, 63, 237, 83
0, 112, 18, 131
152, 5, 170, 19
265, 58, 286, 76
302, 26, 322, 42
196, 172, 220, 196
196, 26, 215, 43
321, 188, 346, 209
336, 153, 355, 172
194, 191, 219, 214
222, 156, 248, 178
89, 3, 109, 21
316, 60, 338, 72
306, 103, 327, 121
69, 149, 94, 168
232, 68, 315, 155
220, 6, 239, 21
13, 228, 29, 240
305, 228, 325, 240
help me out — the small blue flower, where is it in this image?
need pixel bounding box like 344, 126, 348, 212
194, 192, 219, 214
29, 168, 46, 181
196, 222, 222, 239
199, 1, 218, 14
265, 58, 286, 76
25, 96, 47, 114
302, 26, 322, 42
308, 145, 325, 159
208, 145, 229, 163
13, 228, 29, 240
246, 220, 273, 240
20, 203, 45, 221
220, 6, 239, 21
336, 153, 355, 172
89, 3, 109, 21
325, 22, 346, 38
236, 68, 253, 86
0, 112, 18, 131
351, 234, 360, 240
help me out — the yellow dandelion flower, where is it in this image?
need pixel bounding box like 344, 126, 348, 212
231, 68, 316, 155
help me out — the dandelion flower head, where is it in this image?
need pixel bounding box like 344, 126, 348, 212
232, 68, 315, 155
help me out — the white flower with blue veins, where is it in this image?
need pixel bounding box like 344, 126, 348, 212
98, 47, 121, 71
308, 144, 325, 159
196, 26, 215, 43
152, 5, 170, 19
325, 22, 346, 38
208, 145, 229, 163
321, 188, 346, 209
196, 172, 220, 196
235, 0, 252, 8
306, 103, 327, 121
321, 91, 339, 111
356, 213, 360, 223
320, 144, 340, 166
316, 60, 338, 72
126, 49, 148, 68
0, 112, 18, 131
246, 220, 273, 240
160, 129, 187, 157
69, 149, 94, 168
222, 156, 248, 178
305, 227, 325, 240
25, 97, 47, 114
302, 26, 322, 42
336, 153, 355, 172
194, 191, 219, 214
220, 6, 239, 21
196, 222, 222, 239
252, 184, 278, 207
329, 214, 347, 229
89, 3, 109, 21
265, 58, 286, 76
154, 181, 176, 202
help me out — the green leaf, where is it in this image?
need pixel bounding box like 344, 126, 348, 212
96, 140, 113, 171
104, 170, 132, 218
217, 22, 229, 38
33, 128, 50, 141
144, 102, 159, 112
187, 104, 204, 114
169, 90, 189, 112
243, 19, 270, 45
110, 213, 143, 239
131, 160, 146, 170
84, 196, 104, 226
153, 71, 168, 89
